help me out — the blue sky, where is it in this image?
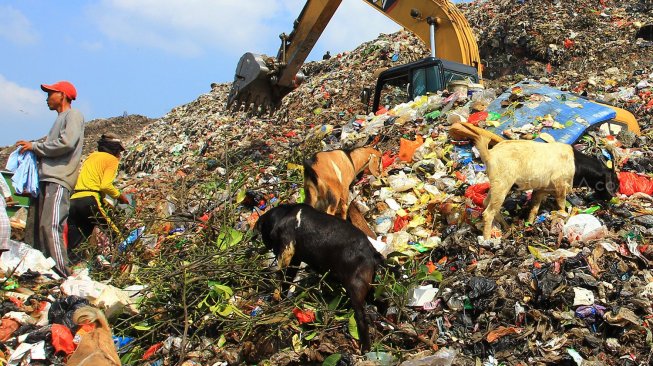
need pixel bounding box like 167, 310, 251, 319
0, 1, 462, 147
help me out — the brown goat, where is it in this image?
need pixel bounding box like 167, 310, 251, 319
474, 135, 618, 239
303, 147, 381, 222
66, 306, 120, 366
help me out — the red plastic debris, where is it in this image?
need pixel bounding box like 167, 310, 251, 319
618, 171, 653, 196
51, 324, 75, 355
381, 151, 395, 169
393, 215, 409, 232
142, 342, 163, 360
467, 111, 489, 126
465, 183, 491, 207
292, 308, 316, 324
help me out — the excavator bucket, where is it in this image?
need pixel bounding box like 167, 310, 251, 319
227, 53, 283, 115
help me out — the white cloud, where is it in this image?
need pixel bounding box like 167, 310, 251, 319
0, 75, 52, 145
0, 75, 47, 118
314, 0, 400, 56
0, 5, 39, 45
88, 0, 289, 57
86, 0, 399, 58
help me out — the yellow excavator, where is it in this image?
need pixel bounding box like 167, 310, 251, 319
227, 0, 481, 113
227, 0, 639, 138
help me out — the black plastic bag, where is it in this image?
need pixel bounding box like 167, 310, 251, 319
48, 296, 90, 331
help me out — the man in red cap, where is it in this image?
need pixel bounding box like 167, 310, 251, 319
16, 80, 85, 276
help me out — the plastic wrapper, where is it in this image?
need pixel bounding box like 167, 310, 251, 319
563, 214, 607, 243
407, 284, 439, 307
0, 240, 58, 277
387, 172, 420, 192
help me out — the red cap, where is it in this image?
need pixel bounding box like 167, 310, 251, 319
41, 81, 77, 100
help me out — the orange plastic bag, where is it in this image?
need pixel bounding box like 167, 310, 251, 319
393, 215, 409, 232
0, 319, 20, 342
618, 171, 653, 196
51, 324, 75, 355
398, 135, 424, 162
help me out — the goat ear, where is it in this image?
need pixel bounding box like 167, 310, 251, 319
368, 153, 382, 177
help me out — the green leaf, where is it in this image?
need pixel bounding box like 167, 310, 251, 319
216, 228, 243, 248
120, 346, 142, 364
298, 188, 305, 203
217, 334, 227, 348
305, 331, 318, 341
328, 295, 342, 311
424, 270, 443, 282
348, 313, 359, 340
215, 304, 233, 317
322, 354, 342, 366
208, 282, 234, 298
235, 189, 247, 204
132, 323, 151, 331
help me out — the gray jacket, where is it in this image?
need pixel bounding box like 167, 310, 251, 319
32, 108, 85, 192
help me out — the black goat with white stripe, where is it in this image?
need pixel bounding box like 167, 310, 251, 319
254, 203, 383, 352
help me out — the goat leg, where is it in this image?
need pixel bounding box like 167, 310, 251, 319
348, 289, 371, 352
528, 190, 547, 223
345, 272, 374, 352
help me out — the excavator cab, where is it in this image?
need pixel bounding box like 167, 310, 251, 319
367, 57, 479, 112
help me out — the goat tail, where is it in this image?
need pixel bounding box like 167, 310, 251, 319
473, 135, 492, 164
73, 306, 112, 333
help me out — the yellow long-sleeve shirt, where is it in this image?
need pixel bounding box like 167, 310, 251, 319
71, 151, 121, 202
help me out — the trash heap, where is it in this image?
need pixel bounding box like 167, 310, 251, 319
0, 114, 154, 165
2, 0, 653, 365
459, 0, 653, 129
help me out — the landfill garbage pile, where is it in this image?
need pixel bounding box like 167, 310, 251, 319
2, 0, 653, 365
275, 30, 430, 128
459, 0, 653, 129
0, 114, 155, 164
80, 114, 155, 156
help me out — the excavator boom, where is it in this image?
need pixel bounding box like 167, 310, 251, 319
364, 0, 480, 71
227, 0, 480, 114
228, 0, 341, 113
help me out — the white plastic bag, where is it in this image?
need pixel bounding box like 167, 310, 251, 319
563, 214, 606, 243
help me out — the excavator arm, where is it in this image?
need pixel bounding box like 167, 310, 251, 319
227, 0, 481, 114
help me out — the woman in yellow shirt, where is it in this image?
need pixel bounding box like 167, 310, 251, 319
67, 133, 129, 253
